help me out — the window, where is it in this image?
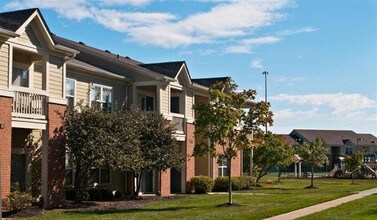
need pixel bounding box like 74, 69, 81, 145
66, 78, 75, 108
218, 158, 229, 177
12, 64, 29, 87
345, 147, 353, 154
88, 168, 111, 185
170, 96, 180, 113
90, 84, 113, 111
141, 95, 154, 111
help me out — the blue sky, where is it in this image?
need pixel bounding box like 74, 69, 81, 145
1, 0, 376, 135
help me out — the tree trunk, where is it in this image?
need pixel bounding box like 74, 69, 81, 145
277, 168, 282, 183
351, 171, 355, 184
250, 148, 254, 176
310, 165, 314, 188
74, 163, 82, 203
228, 158, 232, 205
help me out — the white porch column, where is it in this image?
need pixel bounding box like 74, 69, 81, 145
294, 162, 297, 178
298, 162, 302, 178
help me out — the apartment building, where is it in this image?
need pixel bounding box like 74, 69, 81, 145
0, 8, 242, 208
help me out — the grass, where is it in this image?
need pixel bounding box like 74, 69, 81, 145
26, 177, 377, 220
299, 194, 377, 220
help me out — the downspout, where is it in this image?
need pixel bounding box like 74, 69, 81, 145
125, 80, 133, 109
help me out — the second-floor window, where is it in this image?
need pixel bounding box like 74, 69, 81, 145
66, 78, 76, 108
90, 84, 113, 111
12, 63, 29, 87
171, 96, 180, 113
345, 147, 353, 154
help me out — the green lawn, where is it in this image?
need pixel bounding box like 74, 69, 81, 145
27, 178, 377, 220
299, 194, 377, 220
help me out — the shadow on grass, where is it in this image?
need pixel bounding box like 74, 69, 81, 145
62, 206, 197, 216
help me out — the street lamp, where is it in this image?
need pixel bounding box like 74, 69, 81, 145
262, 71, 268, 134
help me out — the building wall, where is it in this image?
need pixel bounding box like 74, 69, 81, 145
0, 96, 12, 199
66, 69, 127, 108
185, 123, 195, 191
160, 85, 169, 115
185, 91, 194, 119
46, 103, 66, 208
48, 55, 64, 99
33, 62, 43, 90
0, 42, 9, 88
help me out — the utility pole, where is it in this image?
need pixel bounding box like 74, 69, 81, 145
262, 71, 269, 134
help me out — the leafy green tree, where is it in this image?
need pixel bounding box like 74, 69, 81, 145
253, 133, 294, 183
107, 108, 184, 198
194, 79, 273, 205
63, 105, 112, 202
344, 151, 363, 184
296, 138, 328, 188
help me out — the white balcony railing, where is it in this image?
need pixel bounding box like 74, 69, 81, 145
13, 91, 46, 119
171, 113, 185, 133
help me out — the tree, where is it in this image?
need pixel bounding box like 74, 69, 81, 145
344, 151, 363, 184
253, 133, 294, 183
194, 79, 273, 205
296, 138, 328, 188
63, 105, 112, 202
107, 108, 185, 198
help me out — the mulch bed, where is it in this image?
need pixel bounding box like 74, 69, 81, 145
8, 196, 183, 218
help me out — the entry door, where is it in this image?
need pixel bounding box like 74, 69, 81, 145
11, 154, 27, 192
170, 168, 182, 193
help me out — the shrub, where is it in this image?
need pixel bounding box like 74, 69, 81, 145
7, 191, 33, 212
213, 176, 255, 192
187, 176, 214, 194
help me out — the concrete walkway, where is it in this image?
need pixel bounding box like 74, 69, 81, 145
264, 187, 377, 220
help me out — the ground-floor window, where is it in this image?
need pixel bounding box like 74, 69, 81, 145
218, 158, 229, 177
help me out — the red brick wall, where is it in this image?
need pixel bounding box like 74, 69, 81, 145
185, 123, 195, 190
212, 144, 242, 179
0, 96, 12, 199
159, 169, 170, 196
46, 103, 66, 208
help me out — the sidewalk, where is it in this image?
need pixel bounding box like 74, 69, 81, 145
264, 187, 377, 220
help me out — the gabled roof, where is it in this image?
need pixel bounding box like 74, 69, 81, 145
191, 77, 230, 88
278, 134, 299, 146
0, 8, 37, 32
289, 129, 376, 146
139, 61, 185, 78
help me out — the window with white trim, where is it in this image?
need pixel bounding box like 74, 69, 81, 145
66, 78, 76, 108
12, 62, 30, 87
89, 168, 111, 185
90, 84, 113, 111
218, 158, 229, 177
141, 95, 154, 111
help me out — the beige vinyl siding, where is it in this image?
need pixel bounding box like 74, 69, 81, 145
33, 62, 43, 90
160, 86, 169, 115
0, 43, 9, 88
18, 24, 42, 48
185, 91, 194, 119
49, 55, 64, 98
66, 69, 127, 108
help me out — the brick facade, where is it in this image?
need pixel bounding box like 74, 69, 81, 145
45, 103, 66, 208
158, 169, 170, 196
0, 96, 12, 199
212, 144, 242, 179
185, 123, 195, 191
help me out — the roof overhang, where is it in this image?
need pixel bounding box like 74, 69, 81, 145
67, 61, 132, 82
0, 28, 19, 38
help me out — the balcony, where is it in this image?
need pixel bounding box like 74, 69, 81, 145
171, 113, 185, 134
12, 91, 47, 119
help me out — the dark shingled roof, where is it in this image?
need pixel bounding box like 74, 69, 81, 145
278, 134, 299, 146
191, 77, 230, 87
0, 8, 37, 32
139, 61, 185, 78
290, 129, 377, 146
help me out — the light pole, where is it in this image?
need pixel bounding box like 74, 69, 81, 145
0, 123, 4, 220
262, 71, 268, 134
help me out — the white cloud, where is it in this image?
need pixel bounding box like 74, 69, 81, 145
98, 0, 154, 7
200, 49, 216, 56
250, 59, 263, 69
278, 27, 317, 36
225, 36, 281, 54
240, 36, 281, 44
225, 45, 252, 54
273, 108, 319, 119
270, 93, 377, 117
